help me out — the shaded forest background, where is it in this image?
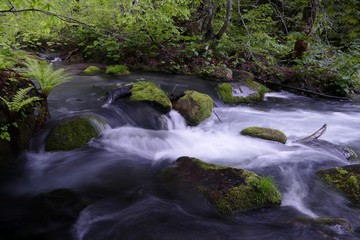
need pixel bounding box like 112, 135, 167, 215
0, 0, 359, 96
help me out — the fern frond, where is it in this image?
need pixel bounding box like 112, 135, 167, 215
24, 59, 72, 96
0, 86, 41, 113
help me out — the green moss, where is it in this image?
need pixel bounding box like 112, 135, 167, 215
130, 81, 172, 112
106, 65, 130, 76
173, 90, 213, 126
241, 126, 287, 144
45, 116, 98, 151
217, 80, 268, 104
161, 157, 281, 214
83, 66, 101, 74
317, 165, 360, 203
207, 176, 281, 213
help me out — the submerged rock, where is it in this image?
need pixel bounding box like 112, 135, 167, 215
317, 165, 360, 204
45, 116, 100, 151
161, 157, 281, 214
172, 90, 213, 126
217, 80, 268, 104
241, 126, 287, 144
199, 65, 233, 81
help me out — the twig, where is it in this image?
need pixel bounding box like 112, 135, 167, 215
213, 110, 222, 122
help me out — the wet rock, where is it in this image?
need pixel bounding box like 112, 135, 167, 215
106, 84, 133, 104
172, 90, 213, 126
130, 81, 172, 113
295, 217, 353, 237
30, 188, 87, 238
217, 80, 268, 104
241, 126, 287, 144
317, 165, 360, 204
106, 64, 130, 76
31, 188, 87, 223
199, 65, 233, 81
83, 65, 101, 74
161, 156, 281, 214
45, 116, 100, 151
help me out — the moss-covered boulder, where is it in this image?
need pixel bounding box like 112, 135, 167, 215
317, 165, 360, 204
130, 81, 172, 113
172, 90, 213, 126
45, 116, 100, 151
241, 126, 287, 144
106, 65, 130, 76
83, 66, 101, 74
161, 157, 281, 214
199, 65, 233, 82
217, 80, 268, 104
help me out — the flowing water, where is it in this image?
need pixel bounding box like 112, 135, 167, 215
1, 70, 360, 240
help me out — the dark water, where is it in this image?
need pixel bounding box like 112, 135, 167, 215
1, 71, 360, 240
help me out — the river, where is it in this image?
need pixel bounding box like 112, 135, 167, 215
1, 70, 360, 240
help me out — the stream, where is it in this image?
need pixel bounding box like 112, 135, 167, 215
1, 69, 360, 240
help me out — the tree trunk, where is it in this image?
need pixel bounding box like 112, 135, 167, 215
293, 0, 320, 59
214, 0, 233, 40
302, 0, 320, 36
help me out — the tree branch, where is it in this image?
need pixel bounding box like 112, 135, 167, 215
0, 7, 94, 29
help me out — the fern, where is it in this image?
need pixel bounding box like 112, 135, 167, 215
0, 86, 40, 113
24, 59, 72, 96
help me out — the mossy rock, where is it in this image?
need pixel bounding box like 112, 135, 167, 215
199, 66, 233, 81
241, 126, 287, 144
317, 165, 360, 204
130, 81, 172, 113
217, 80, 268, 104
161, 157, 281, 214
83, 66, 101, 74
45, 116, 100, 151
172, 90, 213, 126
106, 65, 130, 76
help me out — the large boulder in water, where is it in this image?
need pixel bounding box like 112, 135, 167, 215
217, 80, 268, 104
172, 90, 213, 126
161, 157, 281, 214
317, 165, 360, 204
45, 116, 101, 151
241, 126, 287, 144
130, 81, 172, 113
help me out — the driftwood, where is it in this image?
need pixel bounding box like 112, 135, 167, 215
296, 124, 327, 143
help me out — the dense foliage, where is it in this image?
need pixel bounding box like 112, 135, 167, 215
0, 0, 359, 96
